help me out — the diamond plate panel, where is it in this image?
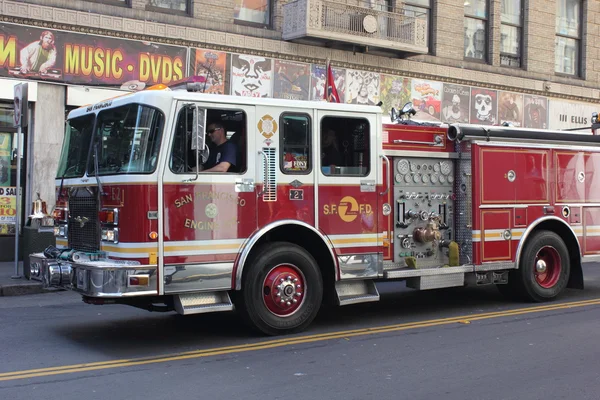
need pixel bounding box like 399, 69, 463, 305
455, 140, 473, 265
406, 273, 465, 290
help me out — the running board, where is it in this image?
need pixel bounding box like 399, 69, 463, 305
335, 280, 380, 306
384, 265, 474, 279
174, 292, 234, 315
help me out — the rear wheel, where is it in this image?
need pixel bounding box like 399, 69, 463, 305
510, 230, 570, 302
237, 242, 323, 335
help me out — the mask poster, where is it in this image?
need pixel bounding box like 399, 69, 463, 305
189, 49, 227, 94
230, 54, 272, 98
273, 60, 310, 101
346, 70, 379, 105
470, 88, 498, 125
0, 23, 188, 89
309, 64, 346, 102
441, 84, 470, 124
411, 79, 442, 122
524, 95, 548, 129
498, 91, 524, 127
379, 75, 411, 118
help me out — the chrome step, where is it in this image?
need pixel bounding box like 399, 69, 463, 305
174, 291, 234, 315
335, 280, 380, 306
384, 265, 474, 279
406, 273, 465, 290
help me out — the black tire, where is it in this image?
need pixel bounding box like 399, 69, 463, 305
237, 242, 323, 336
512, 230, 570, 302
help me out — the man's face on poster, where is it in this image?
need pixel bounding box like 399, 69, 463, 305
41, 33, 55, 50
232, 55, 270, 97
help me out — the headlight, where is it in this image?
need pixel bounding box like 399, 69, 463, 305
101, 228, 119, 243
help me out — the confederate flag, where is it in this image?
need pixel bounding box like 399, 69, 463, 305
324, 60, 340, 103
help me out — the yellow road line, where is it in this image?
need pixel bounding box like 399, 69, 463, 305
2, 298, 600, 382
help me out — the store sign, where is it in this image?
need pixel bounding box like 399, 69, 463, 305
548, 99, 599, 131
0, 186, 17, 235
0, 23, 188, 89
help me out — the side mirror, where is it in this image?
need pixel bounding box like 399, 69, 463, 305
401, 102, 416, 116
592, 112, 598, 125
390, 107, 398, 122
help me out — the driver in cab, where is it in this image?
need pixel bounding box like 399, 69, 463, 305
198, 122, 237, 173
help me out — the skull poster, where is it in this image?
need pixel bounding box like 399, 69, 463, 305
411, 79, 442, 121
523, 95, 548, 129
379, 75, 411, 118
346, 69, 379, 105
190, 48, 227, 94
498, 91, 523, 127
441, 84, 470, 124
231, 54, 272, 98
470, 88, 497, 125
273, 60, 310, 101
310, 64, 346, 102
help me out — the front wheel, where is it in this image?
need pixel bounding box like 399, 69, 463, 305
237, 242, 323, 335
512, 230, 570, 302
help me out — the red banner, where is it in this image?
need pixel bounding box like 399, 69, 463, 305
0, 23, 188, 89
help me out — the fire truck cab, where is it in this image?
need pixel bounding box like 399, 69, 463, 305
29, 83, 600, 335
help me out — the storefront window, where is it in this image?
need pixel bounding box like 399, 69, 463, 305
234, 0, 270, 26
0, 104, 26, 236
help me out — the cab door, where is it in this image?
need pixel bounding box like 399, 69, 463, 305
160, 101, 257, 293
316, 110, 380, 268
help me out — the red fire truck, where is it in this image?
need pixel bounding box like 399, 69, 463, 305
29, 82, 600, 335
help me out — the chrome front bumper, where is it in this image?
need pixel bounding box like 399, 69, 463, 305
29, 253, 158, 297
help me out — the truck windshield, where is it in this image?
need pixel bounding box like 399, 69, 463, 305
56, 114, 95, 179
88, 104, 164, 175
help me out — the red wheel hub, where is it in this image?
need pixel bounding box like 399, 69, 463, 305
262, 264, 305, 316
534, 245, 561, 288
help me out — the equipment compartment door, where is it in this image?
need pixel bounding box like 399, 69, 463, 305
477, 147, 516, 205
160, 101, 257, 278
316, 110, 380, 258
480, 209, 513, 262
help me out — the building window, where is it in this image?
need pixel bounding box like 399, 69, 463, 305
281, 114, 311, 175
234, 0, 270, 26
147, 0, 190, 14
403, 0, 431, 48
500, 0, 522, 67
464, 0, 488, 61
555, 0, 581, 76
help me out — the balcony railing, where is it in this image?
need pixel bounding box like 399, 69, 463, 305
283, 0, 428, 54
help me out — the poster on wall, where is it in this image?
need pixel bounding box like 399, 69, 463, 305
310, 64, 346, 102
523, 95, 548, 129
470, 88, 498, 125
346, 70, 379, 105
189, 49, 227, 94
273, 60, 310, 101
548, 99, 597, 131
411, 79, 442, 121
498, 91, 524, 127
0, 133, 10, 187
230, 54, 272, 98
379, 75, 411, 118
0, 23, 188, 89
0, 186, 16, 235
441, 84, 470, 123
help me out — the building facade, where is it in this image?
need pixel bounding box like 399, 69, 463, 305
0, 0, 597, 259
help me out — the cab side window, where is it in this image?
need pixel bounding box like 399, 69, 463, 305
280, 113, 311, 174
170, 107, 247, 174
320, 116, 370, 176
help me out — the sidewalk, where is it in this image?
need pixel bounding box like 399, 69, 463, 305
0, 260, 60, 297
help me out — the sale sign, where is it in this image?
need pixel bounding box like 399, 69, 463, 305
0, 186, 16, 235
0, 23, 188, 89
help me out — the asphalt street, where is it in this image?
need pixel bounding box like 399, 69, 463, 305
2, 264, 600, 399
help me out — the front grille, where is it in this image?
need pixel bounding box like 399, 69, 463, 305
68, 188, 100, 252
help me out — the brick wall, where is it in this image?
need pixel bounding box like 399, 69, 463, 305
10, 0, 600, 101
